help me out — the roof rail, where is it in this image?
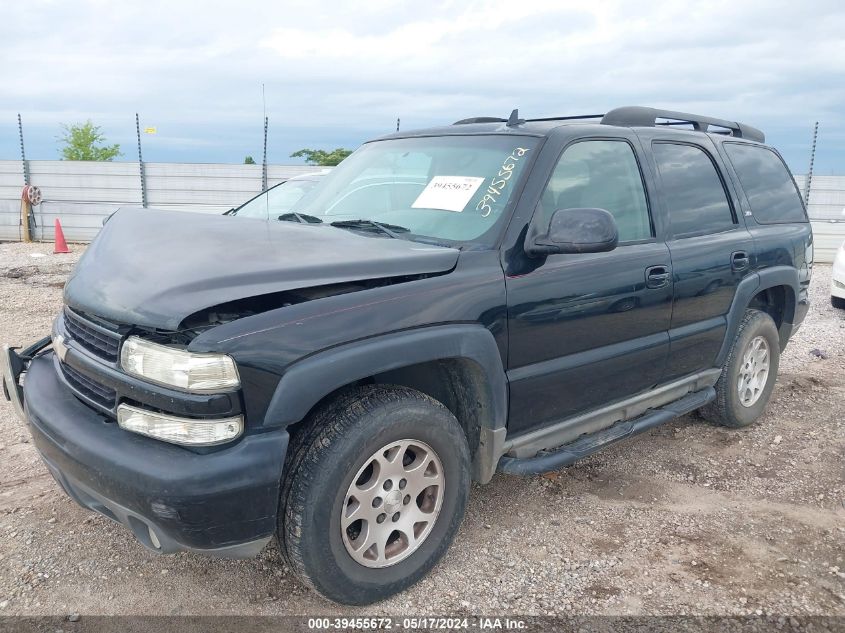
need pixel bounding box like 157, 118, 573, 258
525, 114, 604, 122
601, 106, 765, 143
453, 116, 506, 125
454, 113, 604, 125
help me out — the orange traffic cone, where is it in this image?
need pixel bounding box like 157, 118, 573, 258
54, 218, 70, 254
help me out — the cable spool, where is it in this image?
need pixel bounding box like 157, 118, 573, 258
22, 185, 42, 206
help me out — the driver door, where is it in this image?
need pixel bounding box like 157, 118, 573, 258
505, 136, 673, 436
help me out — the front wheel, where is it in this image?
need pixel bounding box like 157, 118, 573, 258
701, 309, 780, 428
279, 385, 470, 605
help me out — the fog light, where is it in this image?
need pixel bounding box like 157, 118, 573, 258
117, 404, 242, 446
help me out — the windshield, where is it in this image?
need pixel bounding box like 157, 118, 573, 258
233, 178, 321, 219
290, 135, 539, 244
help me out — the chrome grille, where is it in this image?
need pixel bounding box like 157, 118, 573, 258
64, 309, 122, 362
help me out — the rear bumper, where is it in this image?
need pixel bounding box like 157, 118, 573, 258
783, 285, 811, 344
793, 296, 810, 331
21, 352, 288, 557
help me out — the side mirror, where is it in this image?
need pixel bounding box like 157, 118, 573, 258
525, 208, 619, 256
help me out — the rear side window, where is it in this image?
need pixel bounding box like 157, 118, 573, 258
653, 143, 736, 238
724, 143, 807, 223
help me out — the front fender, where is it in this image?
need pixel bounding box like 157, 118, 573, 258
265, 325, 506, 428
264, 325, 508, 483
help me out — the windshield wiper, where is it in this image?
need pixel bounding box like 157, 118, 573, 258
278, 212, 323, 224
329, 219, 410, 239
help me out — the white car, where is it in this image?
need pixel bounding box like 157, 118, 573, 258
833, 240, 845, 309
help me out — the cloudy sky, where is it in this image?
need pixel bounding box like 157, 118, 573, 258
1, 0, 843, 173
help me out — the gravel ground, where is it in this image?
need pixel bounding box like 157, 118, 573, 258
0, 241, 843, 617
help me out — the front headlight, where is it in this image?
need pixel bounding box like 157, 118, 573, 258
117, 404, 242, 446
120, 336, 240, 392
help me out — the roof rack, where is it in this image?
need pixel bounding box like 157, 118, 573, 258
601, 106, 765, 143
452, 106, 765, 143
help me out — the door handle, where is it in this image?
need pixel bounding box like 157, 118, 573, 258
645, 265, 671, 289
732, 251, 750, 271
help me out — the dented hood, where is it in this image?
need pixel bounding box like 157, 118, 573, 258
64, 207, 459, 330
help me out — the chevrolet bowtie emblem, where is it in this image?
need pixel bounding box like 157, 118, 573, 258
52, 333, 68, 363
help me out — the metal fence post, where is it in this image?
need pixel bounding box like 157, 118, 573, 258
803, 121, 818, 207
136, 113, 148, 208
18, 113, 35, 241
18, 114, 29, 186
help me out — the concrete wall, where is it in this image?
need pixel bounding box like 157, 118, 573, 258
2, 160, 843, 262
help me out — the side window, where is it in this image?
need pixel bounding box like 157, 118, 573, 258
537, 140, 652, 243
724, 143, 807, 223
653, 143, 735, 238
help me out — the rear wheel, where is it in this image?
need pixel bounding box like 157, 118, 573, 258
832, 295, 845, 309
279, 385, 470, 605
701, 309, 780, 428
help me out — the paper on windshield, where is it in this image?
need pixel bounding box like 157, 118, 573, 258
411, 176, 485, 212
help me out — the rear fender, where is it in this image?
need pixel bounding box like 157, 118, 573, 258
716, 266, 798, 365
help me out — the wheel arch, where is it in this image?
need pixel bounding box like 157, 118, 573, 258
748, 284, 793, 331
264, 325, 508, 483
716, 266, 799, 366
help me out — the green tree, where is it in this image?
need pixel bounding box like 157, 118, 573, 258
58, 120, 121, 161
244, 155, 256, 164
290, 148, 353, 166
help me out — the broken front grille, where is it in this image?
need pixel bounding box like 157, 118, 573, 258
63, 309, 122, 363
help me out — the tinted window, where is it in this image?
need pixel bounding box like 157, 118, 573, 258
724, 143, 807, 223
653, 143, 735, 237
538, 140, 652, 242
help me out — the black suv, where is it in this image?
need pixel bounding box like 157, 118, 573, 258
3, 106, 812, 605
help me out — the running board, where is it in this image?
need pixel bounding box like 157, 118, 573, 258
497, 387, 716, 476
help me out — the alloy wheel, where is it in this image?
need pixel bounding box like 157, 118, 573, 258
737, 335, 770, 407
341, 439, 444, 568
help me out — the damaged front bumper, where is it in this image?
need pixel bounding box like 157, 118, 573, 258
3, 340, 288, 558
2, 337, 51, 421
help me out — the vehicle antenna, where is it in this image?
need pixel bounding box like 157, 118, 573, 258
506, 109, 524, 127
262, 83, 268, 192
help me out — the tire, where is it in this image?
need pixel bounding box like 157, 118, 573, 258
279, 384, 471, 605
832, 295, 845, 310
701, 309, 780, 428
